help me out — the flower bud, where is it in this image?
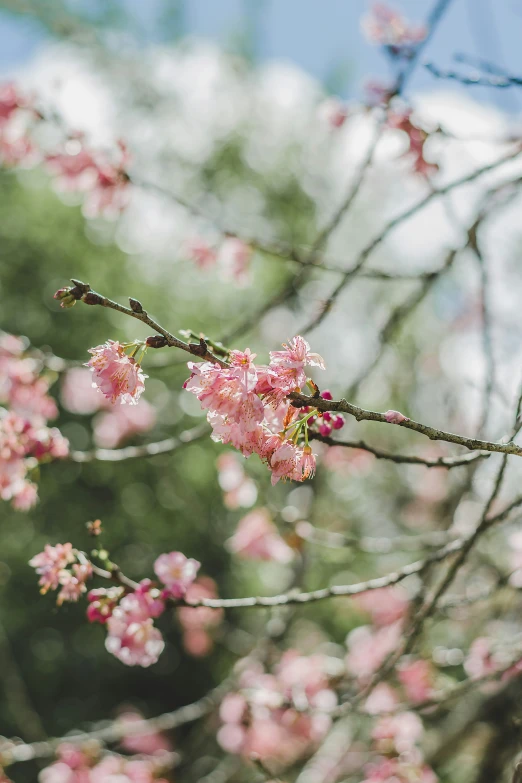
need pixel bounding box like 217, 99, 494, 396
53, 287, 77, 308
384, 409, 409, 424
146, 335, 169, 349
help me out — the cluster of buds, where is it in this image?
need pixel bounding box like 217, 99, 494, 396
362, 3, 427, 58
298, 390, 345, 438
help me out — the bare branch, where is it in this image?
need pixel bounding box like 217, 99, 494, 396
69, 424, 207, 463
310, 431, 489, 468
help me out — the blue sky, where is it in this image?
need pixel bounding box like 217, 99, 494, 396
2, 0, 522, 112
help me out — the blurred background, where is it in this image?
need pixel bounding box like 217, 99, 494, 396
3, 2, 522, 782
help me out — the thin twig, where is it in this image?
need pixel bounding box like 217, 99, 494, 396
69, 424, 207, 463
310, 431, 489, 468
300, 147, 522, 335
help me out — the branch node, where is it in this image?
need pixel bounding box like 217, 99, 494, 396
129, 297, 144, 314
146, 335, 169, 349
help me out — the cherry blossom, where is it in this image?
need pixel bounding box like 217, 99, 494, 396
46, 140, 131, 219
61, 366, 156, 447
184, 336, 325, 483
398, 659, 434, 703
186, 237, 217, 269
218, 237, 252, 285
105, 588, 165, 667
29, 543, 76, 594
153, 551, 201, 598
87, 341, 147, 405
39, 744, 170, 783
1, 410, 69, 509
217, 652, 338, 768
226, 507, 294, 562
362, 3, 426, 51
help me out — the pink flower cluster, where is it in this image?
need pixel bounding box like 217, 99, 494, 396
0, 83, 38, 168
217, 651, 338, 769
46, 138, 131, 219
29, 543, 92, 605
86, 341, 147, 406
186, 236, 252, 286
105, 582, 166, 667
38, 548, 204, 667
362, 3, 426, 52
98, 549, 202, 667
62, 366, 156, 448
0, 333, 69, 508
184, 336, 325, 484
387, 110, 439, 178
0, 410, 68, 509
39, 743, 170, 783
226, 507, 294, 563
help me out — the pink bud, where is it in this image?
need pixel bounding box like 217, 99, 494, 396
321, 390, 333, 400
384, 409, 409, 424
319, 422, 332, 437
308, 416, 316, 426
323, 411, 332, 422
332, 415, 345, 430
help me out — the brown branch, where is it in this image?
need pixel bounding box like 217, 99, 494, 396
67, 280, 229, 367
310, 431, 489, 468
292, 393, 522, 458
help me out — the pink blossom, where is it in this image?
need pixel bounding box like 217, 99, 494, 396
353, 586, 409, 627
226, 508, 294, 563
364, 683, 400, 715
362, 4, 426, 49
217, 653, 337, 768
346, 623, 402, 682
178, 577, 224, 657
29, 543, 75, 594
87, 341, 147, 405
61, 366, 104, 415
87, 586, 123, 624
153, 551, 201, 598
39, 744, 170, 783
384, 409, 409, 424
184, 336, 324, 485
61, 366, 156, 447
56, 563, 93, 606
186, 237, 217, 269
46, 140, 130, 219
218, 237, 252, 285
118, 708, 173, 755
398, 659, 433, 703
372, 710, 424, 752
362, 757, 437, 783
105, 590, 165, 667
